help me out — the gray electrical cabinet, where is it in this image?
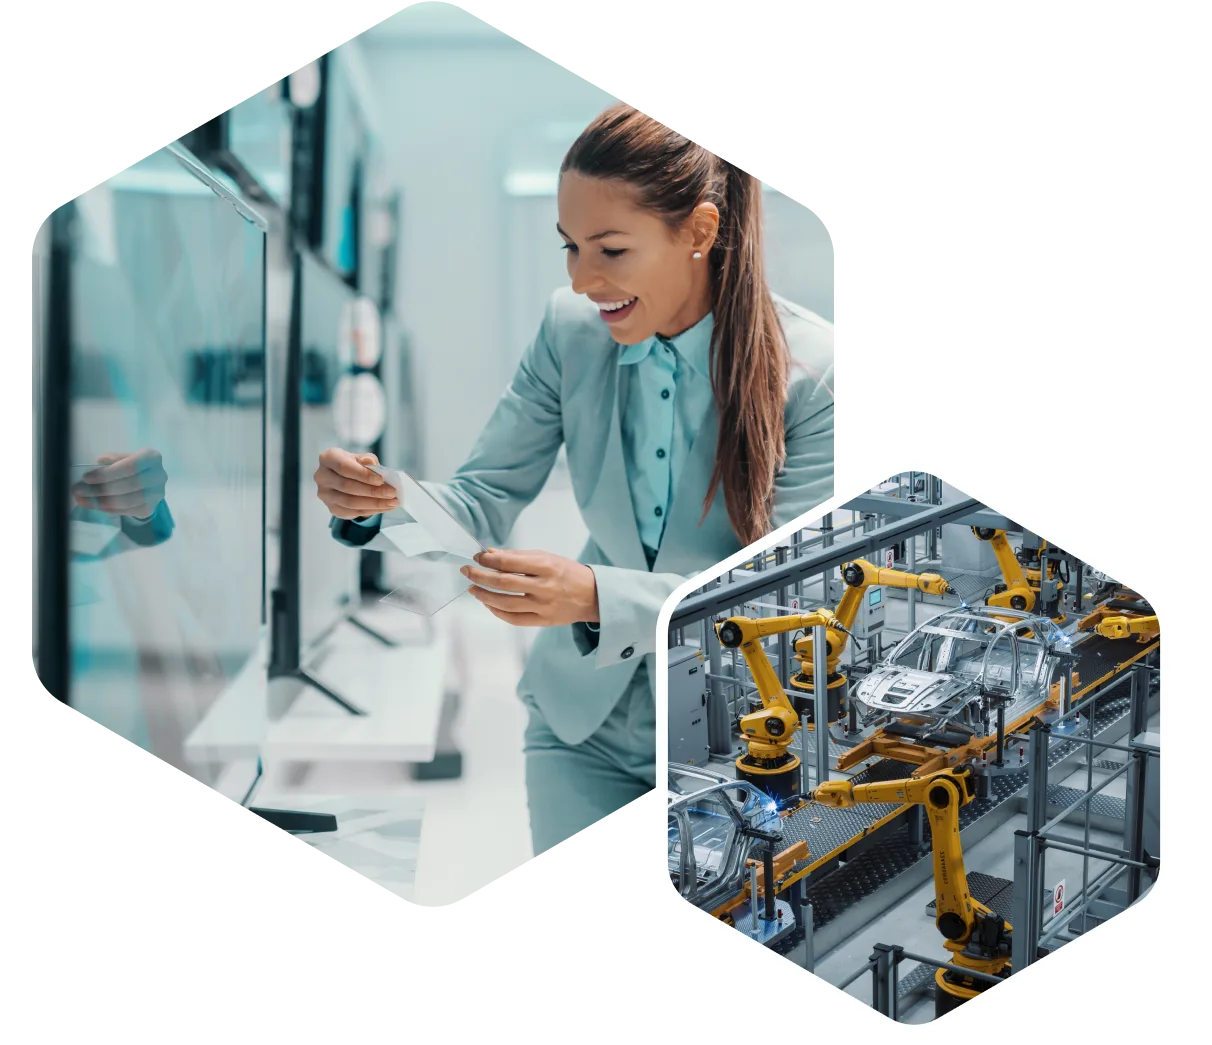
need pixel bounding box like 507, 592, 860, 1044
824, 577, 882, 640
668, 645, 709, 767
852, 584, 887, 641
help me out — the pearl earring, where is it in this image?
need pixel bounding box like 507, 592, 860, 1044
692, 251, 702, 259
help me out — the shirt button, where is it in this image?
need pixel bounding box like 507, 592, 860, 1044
621, 646, 634, 659
656, 448, 666, 459
654, 506, 664, 518
661, 389, 671, 400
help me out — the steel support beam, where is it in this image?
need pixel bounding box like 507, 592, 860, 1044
842, 494, 1012, 531
670, 497, 981, 628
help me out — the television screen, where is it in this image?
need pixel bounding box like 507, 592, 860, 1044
50, 145, 266, 773
359, 141, 392, 306
320, 52, 366, 281
297, 250, 360, 652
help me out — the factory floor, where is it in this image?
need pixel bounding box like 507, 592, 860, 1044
788, 713, 1159, 1023
684, 564, 1161, 1020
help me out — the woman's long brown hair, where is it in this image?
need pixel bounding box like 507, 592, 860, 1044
562, 103, 789, 546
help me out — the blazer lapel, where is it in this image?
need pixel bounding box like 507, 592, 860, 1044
583, 361, 649, 571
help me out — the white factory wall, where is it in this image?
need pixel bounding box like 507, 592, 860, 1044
359, 25, 615, 482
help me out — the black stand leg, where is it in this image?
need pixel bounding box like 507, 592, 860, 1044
295, 668, 367, 716
347, 614, 399, 648
412, 688, 464, 780
249, 807, 338, 834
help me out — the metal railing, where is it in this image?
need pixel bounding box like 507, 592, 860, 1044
1011, 656, 1159, 971
832, 943, 1004, 1021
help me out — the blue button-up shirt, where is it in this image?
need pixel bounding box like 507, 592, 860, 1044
616, 311, 715, 559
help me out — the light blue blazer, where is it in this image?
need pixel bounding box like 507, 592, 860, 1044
346, 286, 833, 746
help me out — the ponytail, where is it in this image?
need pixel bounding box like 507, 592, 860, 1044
703, 164, 789, 546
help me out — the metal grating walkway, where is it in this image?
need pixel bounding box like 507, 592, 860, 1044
925, 872, 1052, 926
897, 961, 937, 1001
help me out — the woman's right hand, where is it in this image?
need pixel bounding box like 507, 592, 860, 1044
315, 448, 400, 519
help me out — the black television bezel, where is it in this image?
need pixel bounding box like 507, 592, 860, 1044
287, 53, 337, 275
272, 244, 375, 679
33, 204, 74, 705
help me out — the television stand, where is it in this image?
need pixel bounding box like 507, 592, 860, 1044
249, 806, 338, 834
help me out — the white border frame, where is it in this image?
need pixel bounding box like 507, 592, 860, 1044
654, 453, 1173, 1032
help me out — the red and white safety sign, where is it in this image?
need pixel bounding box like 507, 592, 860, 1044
1053, 879, 1066, 915
886, 549, 894, 569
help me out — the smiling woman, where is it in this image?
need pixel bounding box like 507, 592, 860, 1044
316, 102, 834, 855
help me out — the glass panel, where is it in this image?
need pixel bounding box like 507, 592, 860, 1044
227, 81, 293, 205
64, 147, 265, 776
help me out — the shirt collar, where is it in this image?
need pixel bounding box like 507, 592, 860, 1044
617, 310, 714, 380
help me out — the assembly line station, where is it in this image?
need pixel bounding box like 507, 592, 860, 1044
669, 482, 1158, 1023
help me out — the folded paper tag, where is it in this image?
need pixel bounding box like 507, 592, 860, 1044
370, 466, 482, 560
368, 468, 525, 615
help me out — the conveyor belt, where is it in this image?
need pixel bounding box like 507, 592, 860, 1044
1071, 633, 1156, 697
780, 681, 1139, 890
782, 684, 1144, 935
780, 757, 919, 878
927, 871, 1020, 917
1045, 785, 1127, 822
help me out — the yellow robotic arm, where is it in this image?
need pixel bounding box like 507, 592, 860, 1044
715, 611, 836, 804
972, 527, 1069, 620
1094, 614, 1159, 640
812, 766, 1012, 1010
791, 559, 954, 706
972, 527, 1036, 612
714, 560, 953, 803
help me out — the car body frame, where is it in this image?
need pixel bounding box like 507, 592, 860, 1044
668, 764, 783, 913
849, 605, 1073, 743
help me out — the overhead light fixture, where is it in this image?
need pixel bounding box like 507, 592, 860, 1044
503, 170, 559, 197
288, 61, 322, 108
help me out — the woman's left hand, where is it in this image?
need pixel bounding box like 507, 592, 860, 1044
461, 549, 599, 627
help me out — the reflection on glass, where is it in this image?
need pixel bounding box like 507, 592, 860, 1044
298, 251, 358, 650
321, 53, 365, 280
227, 82, 293, 205
63, 147, 265, 774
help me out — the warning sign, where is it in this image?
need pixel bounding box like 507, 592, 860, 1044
1053, 879, 1066, 916
886, 549, 894, 569
792, 598, 799, 611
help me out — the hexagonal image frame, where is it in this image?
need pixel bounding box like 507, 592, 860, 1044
666, 472, 1159, 1021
